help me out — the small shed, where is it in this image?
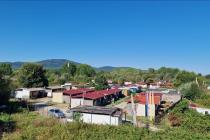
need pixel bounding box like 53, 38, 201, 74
15, 88, 46, 99
45, 86, 65, 97
68, 106, 123, 126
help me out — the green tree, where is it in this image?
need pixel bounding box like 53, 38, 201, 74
61, 63, 77, 77
0, 63, 12, 76
179, 82, 203, 101
0, 64, 12, 105
174, 71, 197, 87
18, 63, 48, 88
76, 64, 96, 77
95, 72, 109, 90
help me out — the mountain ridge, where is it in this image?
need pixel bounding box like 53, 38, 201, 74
0, 59, 133, 71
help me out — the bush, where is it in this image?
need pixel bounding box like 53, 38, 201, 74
179, 82, 203, 101
168, 113, 182, 127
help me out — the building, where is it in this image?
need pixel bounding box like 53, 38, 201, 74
149, 83, 160, 89
127, 92, 162, 118
124, 81, 132, 86
135, 93, 162, 118
45, 86, 65, 97
70, 89, 122, 108
189, 104, 210, 115
61, 83, 72, 90
15, 88, 46, 99
63, 88, 94, 104
136, 82, 148, 88
67, 106, 123, 126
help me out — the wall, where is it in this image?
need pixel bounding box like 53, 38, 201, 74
81, 113, 120, 126
136, 104, 146, 116
15, 90, 30, 99
83, 99, 94, 106
46, 90, 52, 97
136, 104, 156, 117
52, 92, 63, 103
63, 95, 71, 104
71, 98, 83, 108
195, 107, 210, 115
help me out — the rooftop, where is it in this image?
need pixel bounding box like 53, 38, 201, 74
25, 88, 45, 92
127, 92, 162, 105
46, 86, 64, 90
71, 106, 123, 117
63, 88, 94, 96
73, 89, 122, 100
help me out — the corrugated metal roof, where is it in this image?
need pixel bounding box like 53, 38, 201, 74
127, 92, 162, 105
63, 89, 94, 96
71, 106, 123, 116
73, 89, 122, 100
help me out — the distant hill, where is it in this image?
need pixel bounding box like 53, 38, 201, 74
0, 59, 136, 71
0, 59, 80, 69
37, 59, 80, 69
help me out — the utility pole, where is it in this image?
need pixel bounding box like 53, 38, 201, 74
130, 92, 137, 127
196, 77, 200, 87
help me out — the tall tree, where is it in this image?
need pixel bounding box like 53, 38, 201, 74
95, 72, 109, 90
179, 82, 203, 101
0, 63, 12, 76
61, 62, 77, 76
0, 64, 12, 105
18, 63, 48, 88
76, 64, 96, 77
174, 71, 197, 87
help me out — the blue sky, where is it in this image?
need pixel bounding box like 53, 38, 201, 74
0, 0, 210, 74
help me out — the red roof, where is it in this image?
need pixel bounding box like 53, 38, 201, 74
73, 89, 122, 100
127, 92, 162, 105
63, 89, 94, 96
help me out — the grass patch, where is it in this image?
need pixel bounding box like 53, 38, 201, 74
2, 100, 210, 140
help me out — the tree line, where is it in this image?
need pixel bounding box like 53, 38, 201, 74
1, 62, 210, 105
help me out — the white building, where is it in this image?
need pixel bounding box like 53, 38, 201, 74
67, 106, 123, 126
149, 84, 160, 89
189, 105, 210, 115
61, 83, 72, 90
15, 88, 46, 99
136, 104, 156, 117
124, 82, 132, 86
45, 86, 64, 97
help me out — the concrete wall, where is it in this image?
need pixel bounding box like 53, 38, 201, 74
52, 92, 63, 103
15, 90, 30, 99
71, 98, 83, 108
46, 90, 52, 97
136, 104, 156, 117
63, 95, 71, 104
83, 99, 94, 106
136, 104, 146, 116
195, 107, 210, 115
81, 113, 121, 126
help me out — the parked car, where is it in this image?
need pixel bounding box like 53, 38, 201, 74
0, 105, 7, 112
48, 108, 65, 118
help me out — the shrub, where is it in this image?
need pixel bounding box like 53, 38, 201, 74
168, 113, 182, 127
179, 82, 203, 101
